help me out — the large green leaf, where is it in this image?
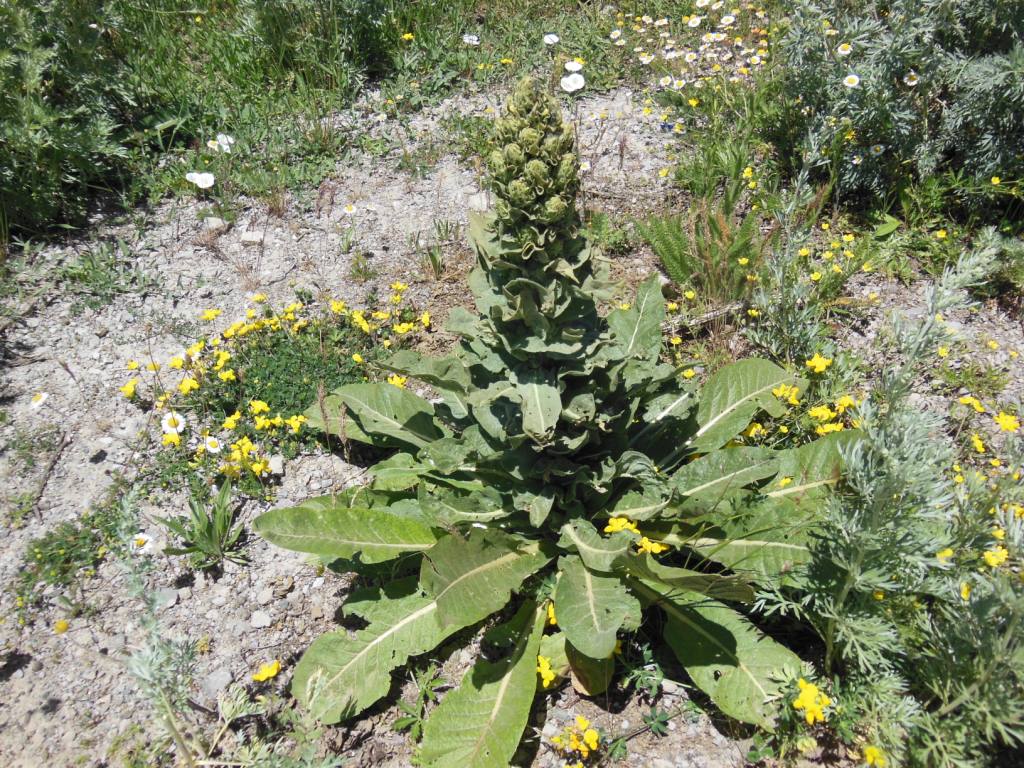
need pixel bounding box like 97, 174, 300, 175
419, 530, 551, 628
610, 490, 671, 520
767, 430, 860, 500
332, 383, 445, 449
619, 553, 754, 602
554, 556, 640, 660
635, 580, 800, 728
517, 370, 561, 442
419, 486, 511, 525
370, 453, 428, 491
292, 581, 456, 723
690, 359, 799, 453
567, 640, 614, 695
419, 603, 546, 768
673, 447, 779, 500
607, 274, 664, 360
558, 519, 635, 572
255, 499, 438, 563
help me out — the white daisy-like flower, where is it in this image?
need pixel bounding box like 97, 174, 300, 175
688, 16, 703, 28
462, 33, 480, 46
711, 0, 724, 8
654, 18, 668, 27
696, 0, 710, 7
204, 436, 223, 454
579, 160, 591, 173
843, 73, 861, 88
215, 133, 235, 152
614, 38, 625, 47
609, 29, 622, 40
543, 33, 560, 45
185, 171, 215, 189
564, 60, 583, 73
720, 15, 735, 26
161, 411, 187, 435
659, 75, 672, 87
903, 71, 919, 86
30, 392, 49, 410
638, 53, 655, 64
560, 73, 585, 93
837, 42, 852, 56
869, 143, 886, 156
343, 203, 355, 214
685, 51, 698, 63
131, 532, 155, 555
674, 78, 686, 88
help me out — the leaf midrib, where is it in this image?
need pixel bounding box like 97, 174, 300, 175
693, 374, 790, 441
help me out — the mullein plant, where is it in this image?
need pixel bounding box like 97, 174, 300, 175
256, 77, 850, 766
758, 232, 1024, 766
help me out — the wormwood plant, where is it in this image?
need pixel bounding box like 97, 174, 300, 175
257, 78, 850, 766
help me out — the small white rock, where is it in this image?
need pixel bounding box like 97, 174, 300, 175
250, 610, 272, 628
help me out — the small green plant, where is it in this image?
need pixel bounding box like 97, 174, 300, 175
393, 664, 445, 741
58, 239, 154, 311
621, 643, 665, 701
348, 252, 376, 283
256, 77, 846, 764
582, 210, 631, 256
158, 482, 245, 571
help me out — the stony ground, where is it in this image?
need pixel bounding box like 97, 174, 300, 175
1, 80, 1022, 768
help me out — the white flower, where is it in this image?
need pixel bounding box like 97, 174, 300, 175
659, 75, 672, 87
688, 16, 703, 28
720, 15, 736, 26
560, 73, 585, 93
216, 133, 235, 152
30, 392, 49, 410
162, 411, 187, 435
836, 43, 852, 56
131, 533, 155, 555
185, 171, 215, 189
843, 73, 861, 88
654, 18, 668, 27
609, 29, 622, 41
639, 53, 655, 64
543, 33, 559, 45
870, 143, 886, 156
903, 71, 919, 86
852, 155, 863, 165
564, 60, 583, 73
204, 436, 222, 454
579, 160, 591, 172
696, 0, 710, 7
462, 33, 480, 46
614, 38, 625, 47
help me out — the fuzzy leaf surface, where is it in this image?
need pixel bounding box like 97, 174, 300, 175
255, 500, 438, 563
558, 519, 634, 572
332, 383, 444, 449
517, 370, 561, 442
419, 603, 546, 768
607, 275, 664, 360
673, 447, 779, 500
420, 530, 551, 628
291, 583, 456, 723
635, 580, 799, 728
555, 556, 640, 660
690, 360, 798, 453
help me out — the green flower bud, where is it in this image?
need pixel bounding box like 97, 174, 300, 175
556, 154, 578, 187
504, 143, 525, 167
518, 127, 542, 153
488, 149, 507, 176
543, 195, 568, 222
524, 159, 549, 187
508, 179, 533, 208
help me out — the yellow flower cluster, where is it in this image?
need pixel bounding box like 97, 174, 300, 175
536, 654, 558, 689
792, 678, 831, 725
550, 715, 601, 764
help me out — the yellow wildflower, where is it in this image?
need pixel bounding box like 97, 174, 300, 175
162, 432, 181, 448
863, 746, 886, 766
995, 411, 1020, 433
604, 517, 639, 534
959, 395, 985, 413
547, 602, 557, 626
792, 678, 831, 725
387, 374, 407, 389
936, 548, 954, 564
120, 378, 140, 398
222, 411, 241, 430
252, 660, 281, 681
200, 308, 222, 321
637, 536, 669, 555
983, 545, 1009, 568
178, 377, 200, 395
249, 400, 271, 415
805, 353, 833, 373
54, 619, 70, 635
536, 655, 556, 688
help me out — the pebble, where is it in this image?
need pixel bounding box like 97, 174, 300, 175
257, 587, 274, 605
240, 230, 264, 246
250, 610, 272, 628
201, 667, 233, 700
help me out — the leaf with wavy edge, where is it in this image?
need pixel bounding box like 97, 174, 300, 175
420, 530, 551, 628
607, 275, 664, 360
255, 500, 438, 564
420, 602, 546, 768
554, 555, 640, 660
